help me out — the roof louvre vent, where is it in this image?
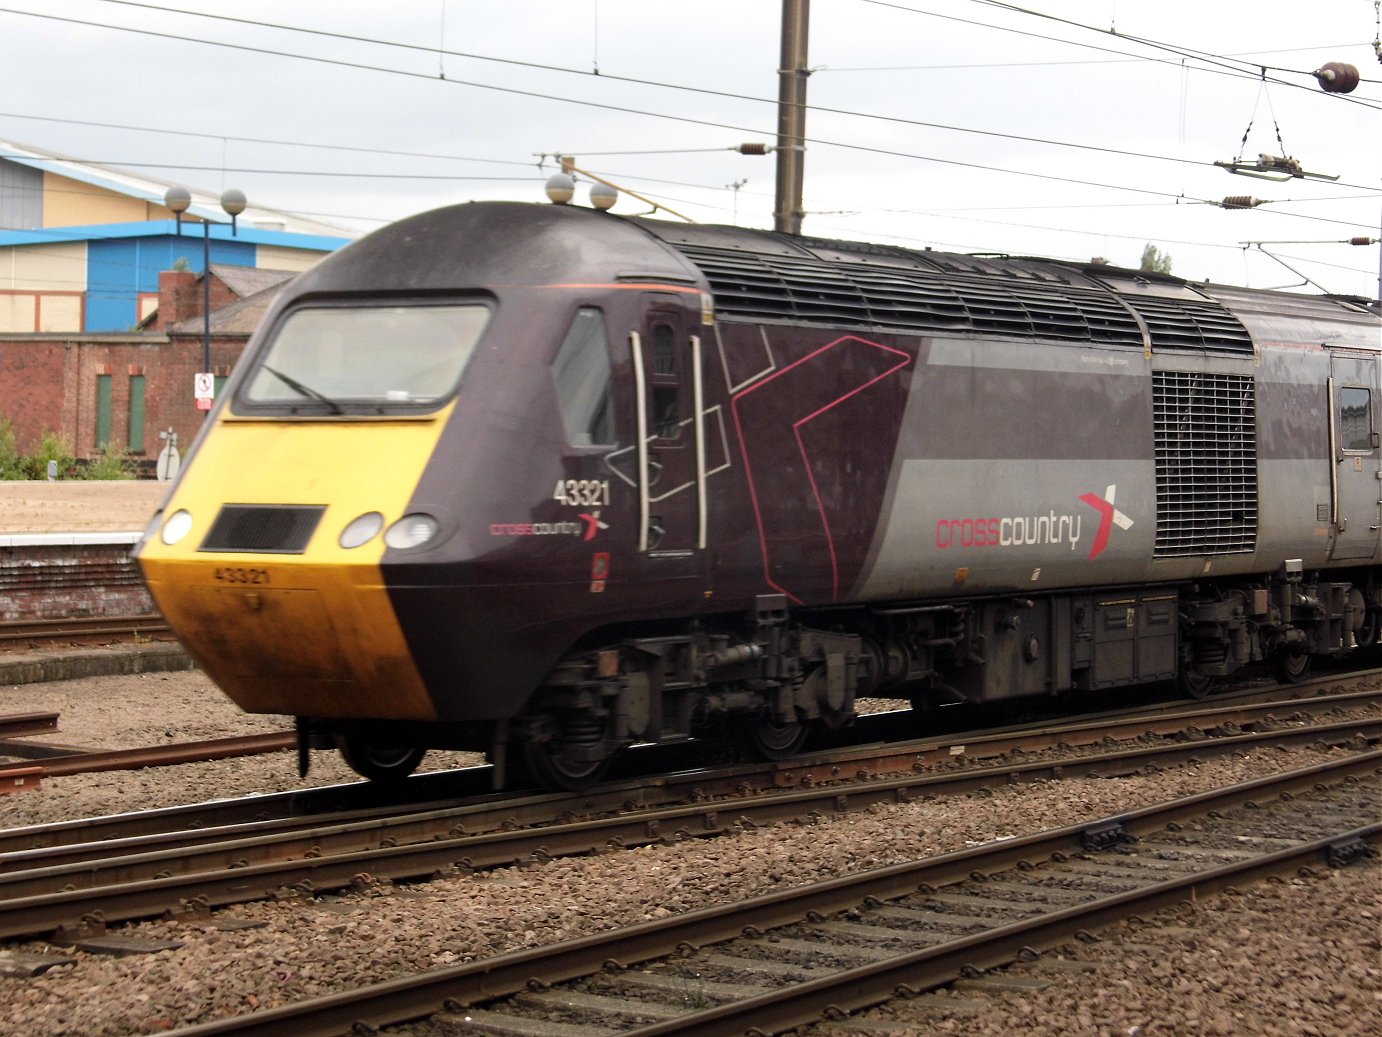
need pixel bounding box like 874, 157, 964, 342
670, 243, 1252, 354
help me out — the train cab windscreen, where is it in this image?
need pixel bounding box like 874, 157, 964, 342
239, 303, 491, 414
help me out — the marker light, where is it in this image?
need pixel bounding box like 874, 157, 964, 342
384, 513, 439, 550
161, 509, 194, 545
340, 512, 385, 549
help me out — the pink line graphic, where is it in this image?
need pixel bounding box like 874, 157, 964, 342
732, 335, 911, 603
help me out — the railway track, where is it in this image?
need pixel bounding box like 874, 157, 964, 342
2, 677, 1375, 853
0, 730, 295, 784
0, 687, 1374, 943
155, 749, 1382, 1037
0, 614, 170, 652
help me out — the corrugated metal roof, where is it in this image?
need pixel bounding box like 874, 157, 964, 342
0, 136, 352, 239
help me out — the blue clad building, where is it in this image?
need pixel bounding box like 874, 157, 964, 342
0, 138, 351, 333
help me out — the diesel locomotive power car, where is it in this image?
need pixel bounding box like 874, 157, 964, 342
136, 200, 1382, 789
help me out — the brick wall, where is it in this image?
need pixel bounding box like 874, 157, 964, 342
0, 339, 65, 449
151, 270, 239, 331
0, 542, 154, 620
1, 267, 256, 459
0, 332, 247, 458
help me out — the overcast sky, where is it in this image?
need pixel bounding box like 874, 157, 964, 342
1, 0, 1379, 299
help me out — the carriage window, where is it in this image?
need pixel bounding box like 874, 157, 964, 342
649, 322, 680, 440
1339, 387, 1373, 452
553, 308, 614, 445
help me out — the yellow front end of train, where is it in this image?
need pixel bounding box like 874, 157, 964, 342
138, 407, 454, 723
139, 299, 494, 727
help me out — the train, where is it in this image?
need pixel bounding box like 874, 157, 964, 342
135, 199, 1382, 790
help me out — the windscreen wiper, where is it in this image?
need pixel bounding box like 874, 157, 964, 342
261, 365, 344, 414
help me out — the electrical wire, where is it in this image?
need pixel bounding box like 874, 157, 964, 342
20, 1, 1379, 173
3, 5, 1378, 208
0, 2, 1376, 291
957, 0, 1382, 106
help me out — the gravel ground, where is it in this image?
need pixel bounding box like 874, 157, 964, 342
0, 669, 482, 827
0, 670, 1378, 1037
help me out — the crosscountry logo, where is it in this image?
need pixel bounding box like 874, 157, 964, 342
578, 510, 610, 542
1078, 484, 1134, 559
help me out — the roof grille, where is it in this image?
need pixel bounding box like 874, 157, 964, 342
674, 245, 1254, 353
677, 245, 1149, 345
1126, 297, 1255, 354
200, 505, 325, 554
1153, 371, 1258, 557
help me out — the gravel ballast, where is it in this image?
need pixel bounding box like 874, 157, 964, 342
0, 670, 1378, 1037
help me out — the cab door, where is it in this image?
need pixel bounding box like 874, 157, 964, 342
629, 298, 708, 558
1329, 352, 1381, 561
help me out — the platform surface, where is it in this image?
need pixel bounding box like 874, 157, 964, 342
0, 481, 167, 534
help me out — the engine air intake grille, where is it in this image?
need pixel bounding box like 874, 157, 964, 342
1124, 297, 1255, 355
674, 244, 1253, 353
677, 245, 1147, 345
200, 505, 325, 554
1153, 372, 1258, 557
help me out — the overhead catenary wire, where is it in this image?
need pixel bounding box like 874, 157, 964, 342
957, 0, 1382, 106
0, 1, 1375, 295
10, 1, 1379, 172
2, 4, 1378, 214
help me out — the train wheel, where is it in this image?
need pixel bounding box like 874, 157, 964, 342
520, 715, 614, 791
521, 741, 613, 791
1271, 646, 1312, 684
1356, 609, 1380, 649
1178, 667, 1216, 700
334, 735, 426, 782
744, 715, 809, 761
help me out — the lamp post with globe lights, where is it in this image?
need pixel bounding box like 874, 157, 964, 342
164, 186, 246, 414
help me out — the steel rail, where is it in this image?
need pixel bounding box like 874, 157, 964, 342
6, 709, 1378, 891
793, 684, 1382, 785
620, 821, 1382, 1037
0, 615, 169, 647
2, 697, 1376, 877
0, 717, 1375, 939
0, 712, 58, 739
156, 749, 1382, 1037
2, 681, 1375, 860
0, 732, 294, 782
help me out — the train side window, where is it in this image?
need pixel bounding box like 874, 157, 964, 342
649, 322, 681, 440
1338, 386, 1374, 452
651, 323, 676, 375
553, 308, 615, 446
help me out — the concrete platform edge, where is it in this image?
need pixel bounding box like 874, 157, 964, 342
0, 643, 193, 686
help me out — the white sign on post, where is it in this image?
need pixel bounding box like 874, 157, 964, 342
194, 372, 214, 412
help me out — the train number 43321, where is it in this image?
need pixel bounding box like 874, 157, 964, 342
214, 567, 271, 585
553, 479, 610, 507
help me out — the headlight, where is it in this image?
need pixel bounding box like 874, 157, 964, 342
339, 512, 384, 549
384, 513, 439, 550
161, 509, 194, 545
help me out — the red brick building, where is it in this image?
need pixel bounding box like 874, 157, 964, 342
0, 264, 293, 466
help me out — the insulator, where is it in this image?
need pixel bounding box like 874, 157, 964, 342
1314, 62, 1360, 93
736, 142, 769, 155
1221, 196, 1262, 209
1349, 237, 1379, 246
